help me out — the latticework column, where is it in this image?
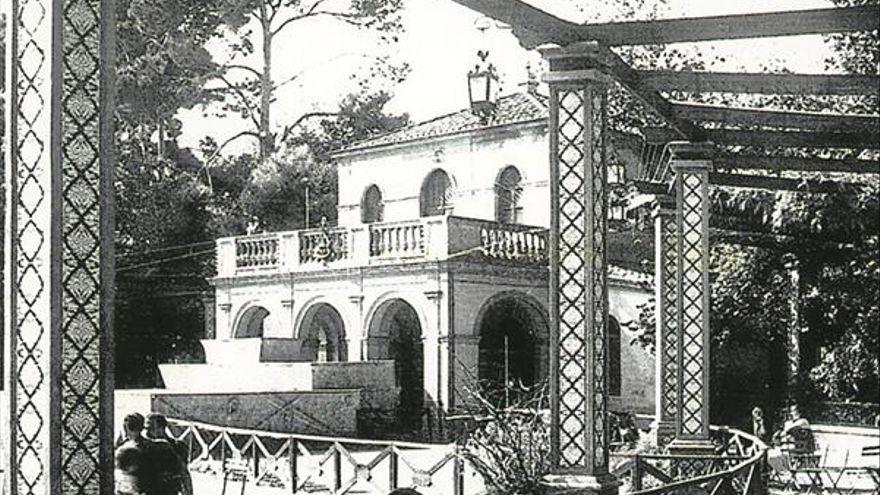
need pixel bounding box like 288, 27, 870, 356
667, 143, 715, 467
541, 42, 618, 494
3, 0, 116, 493
652, 197, 677, 447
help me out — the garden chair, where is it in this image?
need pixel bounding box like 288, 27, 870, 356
221, 457, 249, 495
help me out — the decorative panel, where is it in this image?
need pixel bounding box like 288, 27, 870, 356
550, 81, 609, 474
658, 206, 677, 423
7, 0, 56, 492
674, 166, 710, 439
4, 0, 114, 493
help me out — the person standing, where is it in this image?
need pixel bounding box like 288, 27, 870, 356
145, 413, 193, 495
115, 413, 157, 495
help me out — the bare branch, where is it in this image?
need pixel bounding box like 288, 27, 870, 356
215, 75, 262, 130
223, 64, 263, 79
204, 130, 261, 168
271, 0, 327, 36
279, 111, 338, 144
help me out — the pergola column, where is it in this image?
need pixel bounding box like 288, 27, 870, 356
541, 42, 618, 494
652, 196, 677, 447
667, 143, 715, 463
783, 254, 802, 406
3, 0, 116, 494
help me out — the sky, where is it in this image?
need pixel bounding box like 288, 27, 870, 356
176, 0, 839, 156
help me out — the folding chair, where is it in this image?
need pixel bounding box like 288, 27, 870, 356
221, 458, 249, 495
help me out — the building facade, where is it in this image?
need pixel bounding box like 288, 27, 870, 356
201, 92, 656, 427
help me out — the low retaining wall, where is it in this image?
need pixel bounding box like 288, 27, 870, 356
151, 390, 361, 436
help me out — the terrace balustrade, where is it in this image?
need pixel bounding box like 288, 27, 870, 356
215, 216, 549, 278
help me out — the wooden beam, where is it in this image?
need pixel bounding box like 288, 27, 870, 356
709, 172, 863, 193
715, 155, 880, 174
591, 46, 706, 141
707, 129, 877, 149
447, 0, 582, 48
575, 6, 879, 45
452, 1, 878, 47
673, 102, 880, 134
639, 71, 880, 96
710, 229, 855, 252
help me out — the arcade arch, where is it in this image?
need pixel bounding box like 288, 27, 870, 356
234, 305, 270, 339
475, 293, 549, 404
299, 303, 348, 362
366, 298, 424, 429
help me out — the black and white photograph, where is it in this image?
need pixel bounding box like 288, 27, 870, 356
1, 0, 878, 494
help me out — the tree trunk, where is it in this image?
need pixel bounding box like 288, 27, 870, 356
259, 20, 273, 160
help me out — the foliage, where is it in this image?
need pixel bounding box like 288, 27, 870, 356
209, 89, 407, 235
460, 384, 552, 495
293, 90, 409, 161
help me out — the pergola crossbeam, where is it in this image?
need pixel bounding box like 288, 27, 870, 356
709, 172, 862, 193
706, 129, 877, 149
574, 5, 880, 45
638, 71, 880, 96
715, 155, 880, 174
673, 102, 880, 134
451, 1, 878, 47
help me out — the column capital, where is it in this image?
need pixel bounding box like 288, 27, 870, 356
540, 42, 613, 85
219, 303, 233, 312
782, 253, 799, 270
281, 299, 294, 307
652, 195, 676, 218
348, 294, 364, 304
667, 141, 715, 162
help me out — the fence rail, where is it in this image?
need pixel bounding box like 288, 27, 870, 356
167, 419, 766, 495
166, 418, 482, 495
613, 426, 768, 494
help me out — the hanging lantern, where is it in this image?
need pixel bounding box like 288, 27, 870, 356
467, 50, 500, 122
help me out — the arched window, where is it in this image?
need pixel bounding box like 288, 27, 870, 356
420, 169, 453, 217
495, 166, 523, 224
609, 317, 622, 396
361, 185, 384, 224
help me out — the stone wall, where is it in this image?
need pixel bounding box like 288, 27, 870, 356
151, 390, 361, 436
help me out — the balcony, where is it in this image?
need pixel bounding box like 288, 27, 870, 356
215, 215, 548, 278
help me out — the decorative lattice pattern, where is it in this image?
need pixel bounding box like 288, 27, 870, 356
7, 1, 110, 493
553, 85, 609, 471
12, 0, 53, 493
587, 89, 608, 470
60, 0, 105, 492
556, 88, 589, 467
660, 211, 678, 421
677, 171, 708, 437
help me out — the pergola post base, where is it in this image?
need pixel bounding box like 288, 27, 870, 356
651, 419, 676, 447
542, 473, 621, 495
667, 439, 717, 478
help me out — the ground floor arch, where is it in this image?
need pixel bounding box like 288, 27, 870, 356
299, 303, 348, 362
366, 298, 425, 430
235, 305, 270, 338
476, 293, 550, 405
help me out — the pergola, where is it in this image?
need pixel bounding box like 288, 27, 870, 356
450, 1, 878, 492
1, 0, 877, 494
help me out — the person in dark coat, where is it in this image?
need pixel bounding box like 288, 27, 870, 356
145, 413, 192, 495
115, 413, 157, 495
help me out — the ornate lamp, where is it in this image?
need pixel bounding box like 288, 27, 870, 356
468, 50, 500, 122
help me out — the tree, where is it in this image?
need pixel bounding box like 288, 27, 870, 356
116, 0, 223, 160
113, 0, 228, 387
210, 89, 409, 235
209, 0, 406, 160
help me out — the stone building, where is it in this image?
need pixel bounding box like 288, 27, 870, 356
168, 90, 656, 431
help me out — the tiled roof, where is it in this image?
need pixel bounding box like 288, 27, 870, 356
337, 92, 549, 154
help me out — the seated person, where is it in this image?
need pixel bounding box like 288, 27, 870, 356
772, 404, 811, 447
768, 404, 814, 473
